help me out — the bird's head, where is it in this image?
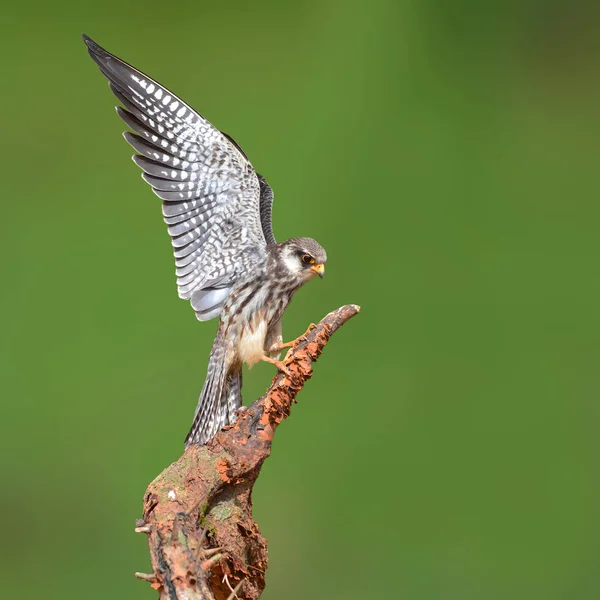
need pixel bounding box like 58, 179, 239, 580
278, 237, 327, 282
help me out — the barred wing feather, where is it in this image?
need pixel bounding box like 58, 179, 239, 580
83, 35, 272, 320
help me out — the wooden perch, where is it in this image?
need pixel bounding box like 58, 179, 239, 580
137, 304, 360, 599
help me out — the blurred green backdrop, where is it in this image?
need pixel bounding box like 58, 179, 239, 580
2, 1, 600, 598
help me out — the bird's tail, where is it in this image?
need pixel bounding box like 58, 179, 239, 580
185, 332, 242, 447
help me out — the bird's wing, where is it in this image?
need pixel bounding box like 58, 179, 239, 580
83, 35, 274, 320
257, 174, 277, 246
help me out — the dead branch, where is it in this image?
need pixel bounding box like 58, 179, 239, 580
135, 304, 360, 599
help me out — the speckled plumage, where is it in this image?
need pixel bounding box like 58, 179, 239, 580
84, 36, 327, 446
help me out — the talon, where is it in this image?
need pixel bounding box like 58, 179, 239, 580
269, 335, 303, 354
260, 355, 293, 377
268, 341, 294, 353
273, 359, 292, 377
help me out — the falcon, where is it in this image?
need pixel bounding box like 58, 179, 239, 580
83, 36, 327, 446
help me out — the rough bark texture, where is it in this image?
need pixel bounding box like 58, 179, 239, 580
137, 304, 360, 600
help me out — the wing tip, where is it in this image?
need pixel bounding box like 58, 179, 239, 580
82, 35, 135, 82
82, 34, 108, 64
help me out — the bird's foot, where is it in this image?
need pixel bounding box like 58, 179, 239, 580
260, 355, 293, 378
268, 339, 297, 354
269, 330, 313, 354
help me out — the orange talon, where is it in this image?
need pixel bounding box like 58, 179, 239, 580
260, 355, 293, 377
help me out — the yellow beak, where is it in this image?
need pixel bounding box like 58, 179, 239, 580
311, 264, 325, 278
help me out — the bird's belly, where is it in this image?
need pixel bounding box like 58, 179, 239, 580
237, 320, 268, 368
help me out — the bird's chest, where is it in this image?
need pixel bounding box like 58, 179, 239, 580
236, 317, 268, 368
223, 276, 293, 368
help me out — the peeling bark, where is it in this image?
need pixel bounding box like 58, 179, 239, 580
136, 304, 360, 599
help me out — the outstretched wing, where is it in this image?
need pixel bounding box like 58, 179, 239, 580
83, 35, 274, 320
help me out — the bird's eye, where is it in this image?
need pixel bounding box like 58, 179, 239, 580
301, 254, 315, 265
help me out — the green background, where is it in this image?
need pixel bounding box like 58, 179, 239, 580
2, 1, 600, 598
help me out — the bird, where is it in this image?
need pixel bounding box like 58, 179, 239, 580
83, 35, 327, 446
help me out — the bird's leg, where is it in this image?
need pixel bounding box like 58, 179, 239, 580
260, 354, 293, 377
268, 334, 307, 354
267, 340, 295, 354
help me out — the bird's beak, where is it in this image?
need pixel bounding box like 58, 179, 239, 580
311, 264, 325, 278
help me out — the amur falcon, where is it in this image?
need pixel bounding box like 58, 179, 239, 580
83, 36, 327, 446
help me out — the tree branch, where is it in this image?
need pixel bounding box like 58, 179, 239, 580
136, 304, 360, 599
